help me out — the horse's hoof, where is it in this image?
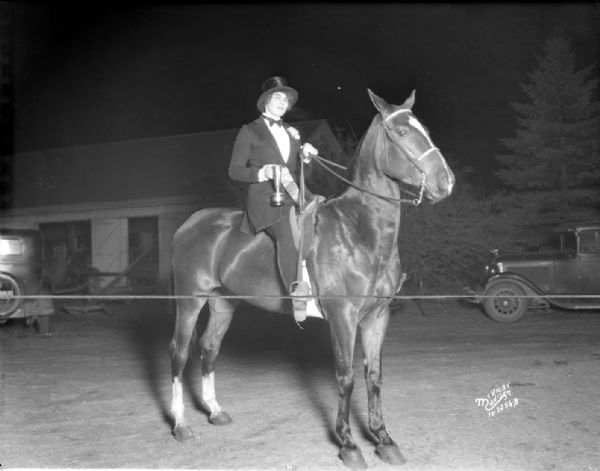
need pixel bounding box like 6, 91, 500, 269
376, 443, 406, 465
173, 425, 196, 443
339, 447, 368, 470
209, 411, 233, 426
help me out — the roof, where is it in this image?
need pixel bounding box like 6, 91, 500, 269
554, 222, 600, 232
6, 120, 341, 210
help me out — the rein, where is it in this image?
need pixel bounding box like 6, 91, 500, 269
312, 154, 425, 206
309, 110, 443, 206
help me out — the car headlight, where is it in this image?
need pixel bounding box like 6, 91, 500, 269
0, 238, 24, 256
485, 262, 504, 275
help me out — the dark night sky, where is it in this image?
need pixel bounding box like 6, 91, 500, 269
10, 2, 600, 183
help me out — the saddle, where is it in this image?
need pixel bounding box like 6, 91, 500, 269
289, 195, 325, 260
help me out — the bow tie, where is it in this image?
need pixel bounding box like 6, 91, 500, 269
264, 116, 285, 128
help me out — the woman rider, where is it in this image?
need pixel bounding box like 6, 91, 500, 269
228, 76, 318, 322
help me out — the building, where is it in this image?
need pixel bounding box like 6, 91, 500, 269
0, 120, 343, 291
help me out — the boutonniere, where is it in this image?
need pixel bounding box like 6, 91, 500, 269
286, 126, 300, 141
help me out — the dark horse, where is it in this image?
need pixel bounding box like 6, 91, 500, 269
169, 90, 454, 469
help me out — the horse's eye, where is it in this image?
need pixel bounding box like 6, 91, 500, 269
396, 126, 409, 136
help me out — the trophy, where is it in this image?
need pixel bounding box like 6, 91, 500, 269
270, 165, 285, 206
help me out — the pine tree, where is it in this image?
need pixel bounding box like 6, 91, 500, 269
495, 35, 600, 206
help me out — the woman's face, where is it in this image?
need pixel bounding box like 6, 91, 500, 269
265, 92, 289, 117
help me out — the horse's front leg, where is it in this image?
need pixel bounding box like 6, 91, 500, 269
328, 306, 368, 470
359, 306, 405, 465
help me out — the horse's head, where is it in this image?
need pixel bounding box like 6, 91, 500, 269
368, 89, 455, 203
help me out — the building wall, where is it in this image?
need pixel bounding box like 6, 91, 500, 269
0, 196, 205, 287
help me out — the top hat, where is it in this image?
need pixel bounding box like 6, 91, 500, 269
256, 76, 298, 112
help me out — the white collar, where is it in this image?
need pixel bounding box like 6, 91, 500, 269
262, 112, 282, 123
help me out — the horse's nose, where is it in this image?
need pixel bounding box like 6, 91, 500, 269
441, 169, 455, 195
435, 168, 455, 196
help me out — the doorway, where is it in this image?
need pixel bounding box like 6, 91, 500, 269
128, 216, 159, 288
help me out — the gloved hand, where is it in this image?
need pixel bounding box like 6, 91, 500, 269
300, 143, 318, 163
258, 164, 280, 182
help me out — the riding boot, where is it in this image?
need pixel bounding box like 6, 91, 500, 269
276, 240, 309, 323
266, 218, 310, 322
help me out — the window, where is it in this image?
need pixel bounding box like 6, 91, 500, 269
579, 230, 600, 254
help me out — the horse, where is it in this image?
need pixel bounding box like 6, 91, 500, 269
169, 89, 455, 469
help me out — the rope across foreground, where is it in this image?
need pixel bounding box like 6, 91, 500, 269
3, 294, 600, 301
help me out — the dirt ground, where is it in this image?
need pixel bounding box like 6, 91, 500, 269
1, 298, 599, 471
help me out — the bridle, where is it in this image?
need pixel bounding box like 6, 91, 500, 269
382, 108, 443, 193
311, 109, 441, 206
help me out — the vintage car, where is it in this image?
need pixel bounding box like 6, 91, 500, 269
469, 222, 600, 323
0, 227, 55, 335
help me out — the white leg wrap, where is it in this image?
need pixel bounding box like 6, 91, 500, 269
171, 377, 185, 426
201, 372, 222, 418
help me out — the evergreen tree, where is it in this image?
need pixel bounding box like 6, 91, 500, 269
495, 35, 600, 203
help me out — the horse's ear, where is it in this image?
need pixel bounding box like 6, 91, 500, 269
402, 89, 416, 110
367, 89, 394, 118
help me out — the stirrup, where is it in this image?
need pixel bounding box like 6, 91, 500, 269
290, 280, 311, 323
290, 280, 311, 295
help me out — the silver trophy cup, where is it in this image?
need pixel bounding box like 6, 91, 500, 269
270, 165, 285, 206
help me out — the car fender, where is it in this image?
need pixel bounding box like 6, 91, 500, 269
482, 273, 544, 298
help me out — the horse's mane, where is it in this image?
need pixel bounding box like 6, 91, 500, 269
319, 114, 382, 202
347, 115, 382, 181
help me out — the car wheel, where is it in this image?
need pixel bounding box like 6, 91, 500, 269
0, 273, 22, 318
482, 281, 528, 323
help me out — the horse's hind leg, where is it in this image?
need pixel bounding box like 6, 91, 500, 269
198, 297, 238, 425
359, 307, 406, 465
170, 297, 206, 443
